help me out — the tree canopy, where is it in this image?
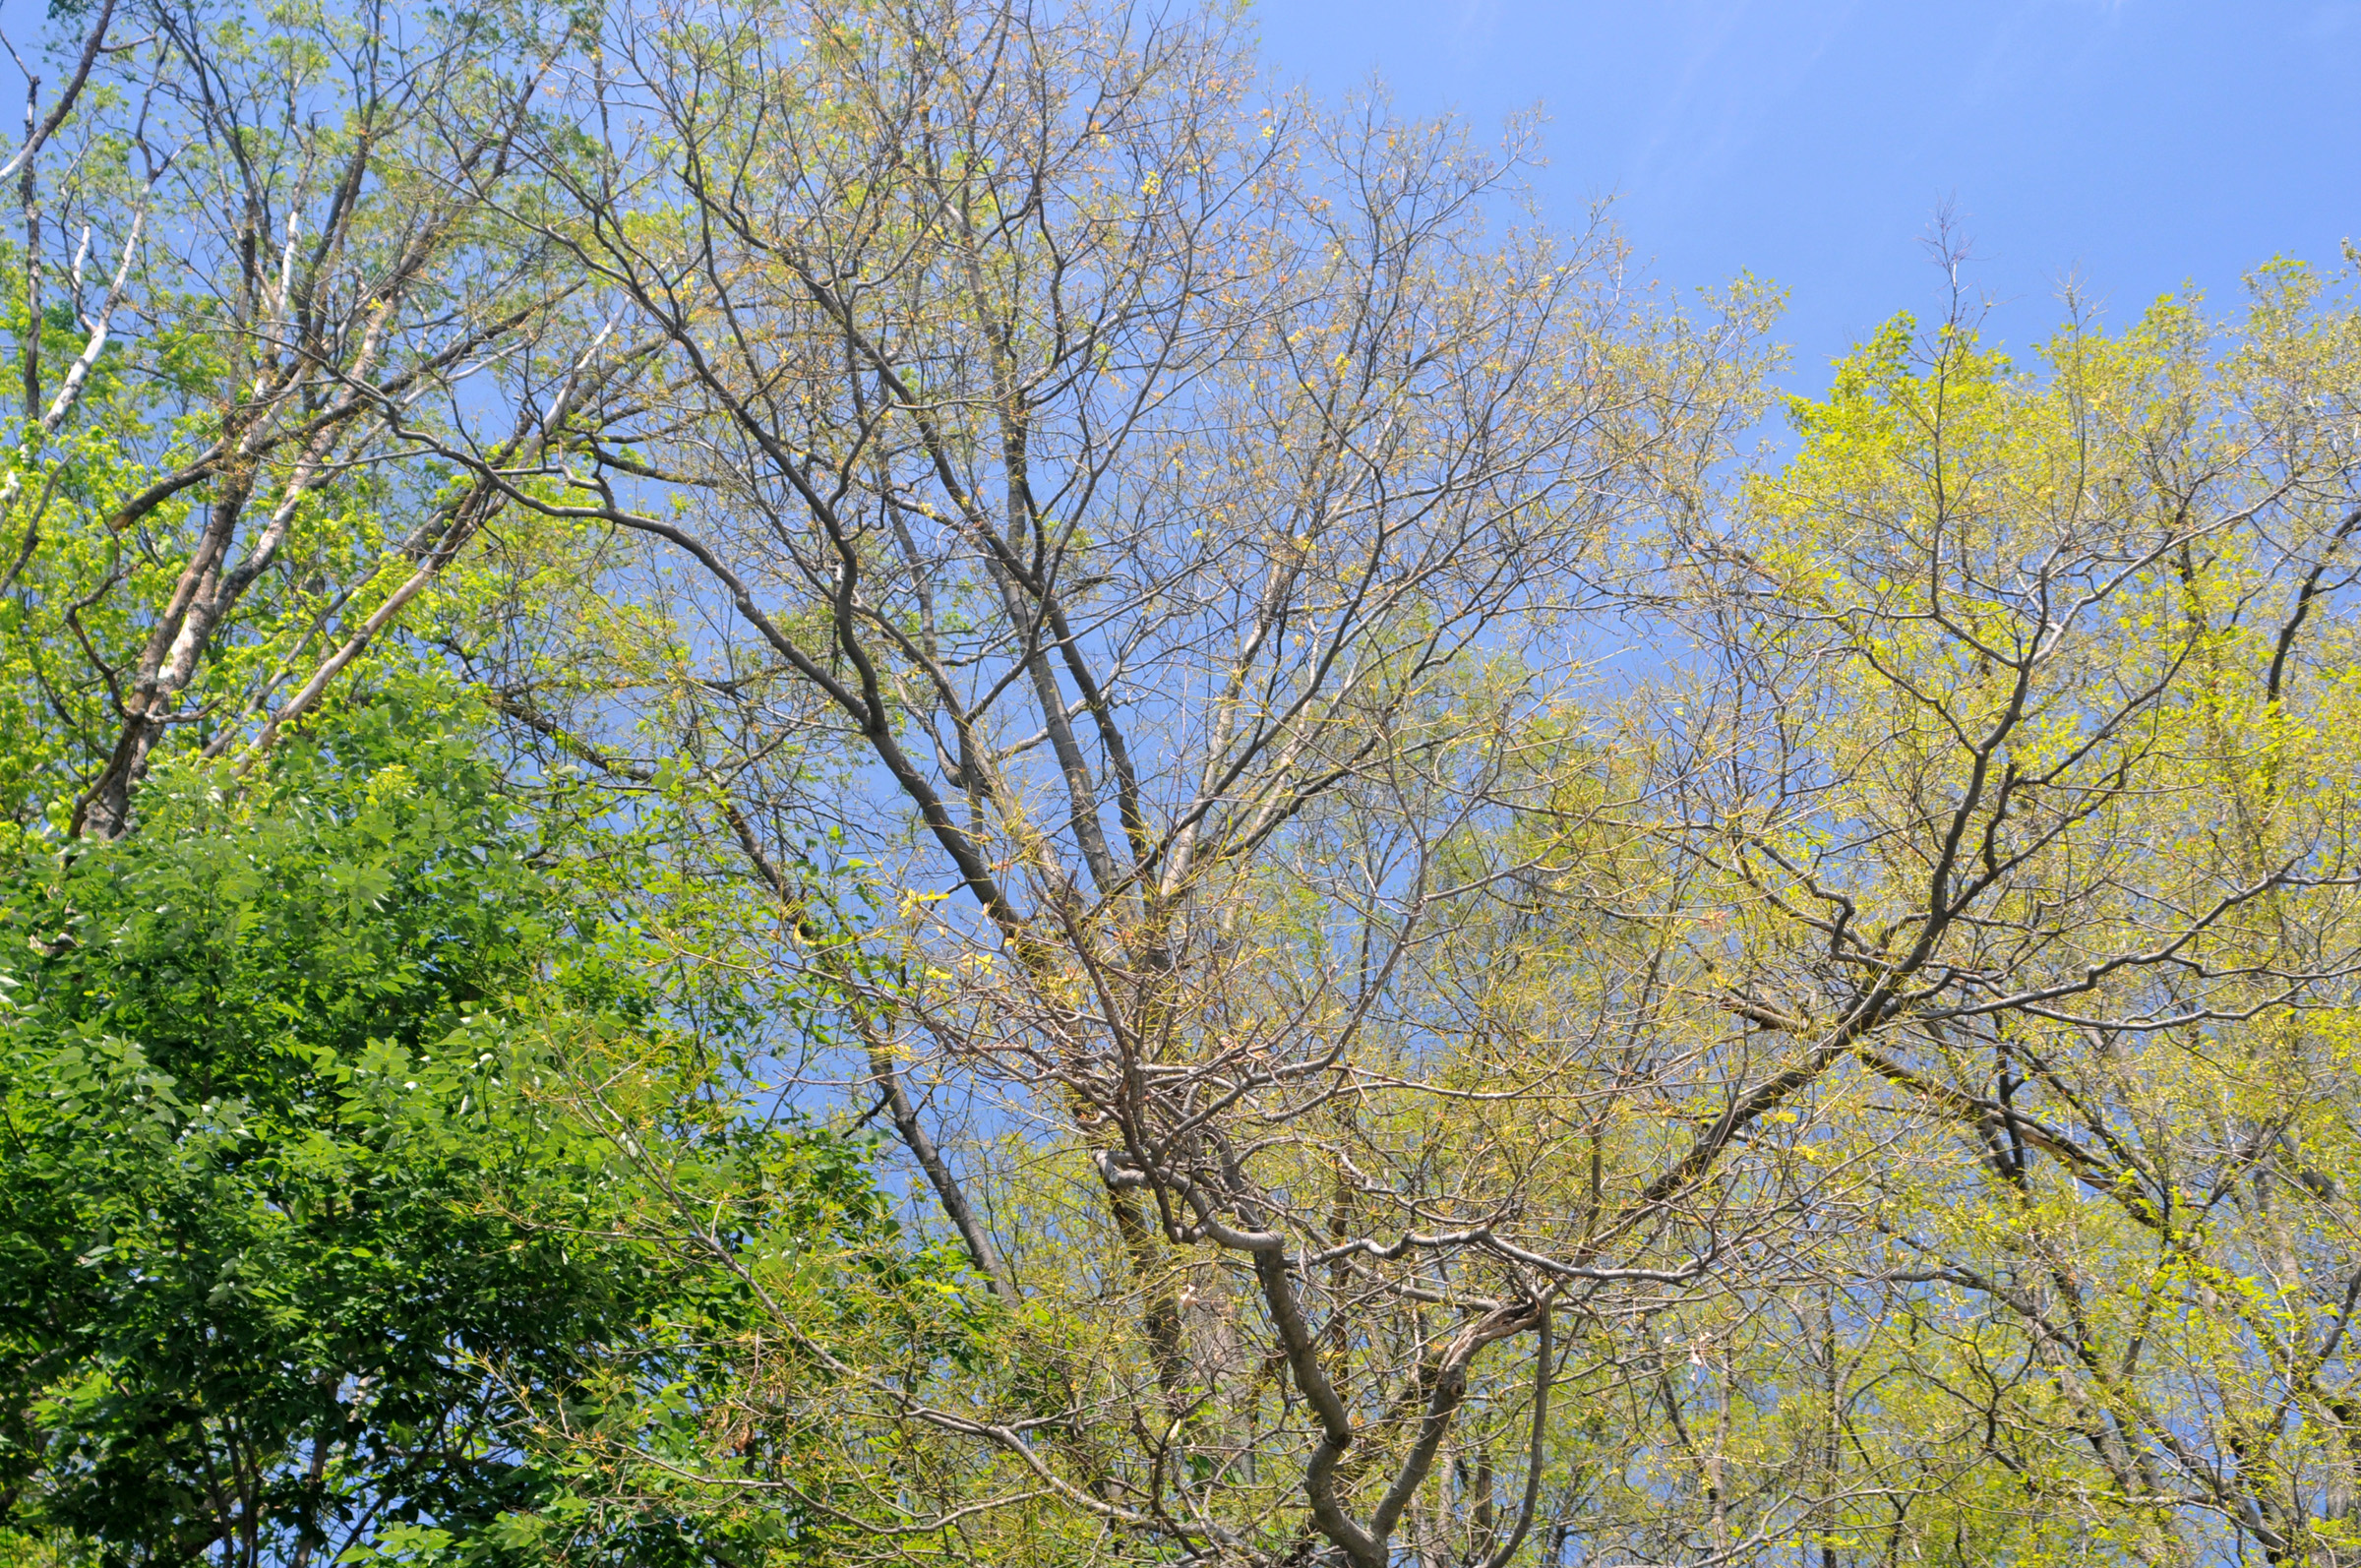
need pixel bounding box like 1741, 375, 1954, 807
2, 3, 2359, 1566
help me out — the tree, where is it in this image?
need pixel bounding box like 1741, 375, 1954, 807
0, 0, 605, 844
1631, 261, 2361, 1566
450, 1, 1813, 1561
0, 688, 977, 1566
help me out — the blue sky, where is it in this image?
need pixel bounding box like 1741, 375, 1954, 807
1250, 1, 2361, 394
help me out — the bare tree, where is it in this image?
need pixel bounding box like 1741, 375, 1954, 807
450, 2, 1841, 1561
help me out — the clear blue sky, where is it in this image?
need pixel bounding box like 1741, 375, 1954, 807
1251, 1, 2361, 393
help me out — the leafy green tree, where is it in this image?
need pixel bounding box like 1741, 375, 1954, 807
1630, 259, 2361, 1567
0, 689, 978, 1566
0, 0, 609, 845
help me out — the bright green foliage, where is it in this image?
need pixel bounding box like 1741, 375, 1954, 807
0, 694, 975, 1565
0, 0, 598, 844
1651, 266, 2361, 1568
